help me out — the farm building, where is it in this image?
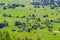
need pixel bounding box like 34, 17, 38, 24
30, 0, 42, 2
30, 0, 42, 5
30, 0, 42, 3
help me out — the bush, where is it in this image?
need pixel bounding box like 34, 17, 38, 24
50, 20, 54, 23
18, 25, 22, 28
3, 20, 9, 27
53, 33, 57, 36
16, 16, 20, 18
31, 14, 36, 19
18, 30, 23, 32
27, 28, 32, 32
50, 6, 55, 9
37, 18, 41, 22
32, 26, 37, 29
11, 4, 16, 9
0, 23, 5, 28
34, 5, 40, 8
20, 4, 25, 7
12, 4, 19, 7
45, 19, 50, 25
0, 20, 9, 28
21, 16, 26, 18
47, 25, 53, 32
3, 13, 8, 17
43, 14, 48, 18
22, 22, 26, 27
3, 6, 7, 10
8, 14, 12, 17
12, 29, 16, 32
0, 3, 5, 6
15, 21, 22, 26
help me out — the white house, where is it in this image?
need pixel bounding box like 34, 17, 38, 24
30, 0, 42, 3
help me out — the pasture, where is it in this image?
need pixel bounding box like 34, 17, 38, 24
0, 0, 60, 40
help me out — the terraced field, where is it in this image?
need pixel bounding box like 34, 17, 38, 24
0, 0, 60, 40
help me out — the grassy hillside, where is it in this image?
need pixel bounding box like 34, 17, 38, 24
0, 0, 60, 40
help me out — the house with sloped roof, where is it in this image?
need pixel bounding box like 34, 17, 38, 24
30, 0, 42, 5
30, 0, 42, 3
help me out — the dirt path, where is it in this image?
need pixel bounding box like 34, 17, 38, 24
53, 31, 60, 33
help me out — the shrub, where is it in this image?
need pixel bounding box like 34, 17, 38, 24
53, 33, 57, 36
16, 16, 20, 18
50, 20, 54, 23
3, 6, 7, 10
12, 29, 16, 32
3, 13, 8, 17
22, 22, 26, 27
34, 5, 40, 8
12, 4, 19, 7
47, 25, 53, 32
3, 20, 9, 27
43, 14, 48, 18
0, 20, 8, 28
20, 4, 25, 7
21, 16, 26, 18
8, 14, 12, 17
0, 3, 5, 6
27, 28, 32, 32
50, 6, 55, 9
37, 18, 41, 22
15, 21, 22, 26
7, 4, 11, 9
18, 30, 23, 32
0, 23, 5, 28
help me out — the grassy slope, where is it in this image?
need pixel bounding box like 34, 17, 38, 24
0, 0, 60, 40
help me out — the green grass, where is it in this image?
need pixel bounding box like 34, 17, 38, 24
0, 0, 60, 40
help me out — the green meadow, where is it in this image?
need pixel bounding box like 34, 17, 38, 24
0, 0, 60, 40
